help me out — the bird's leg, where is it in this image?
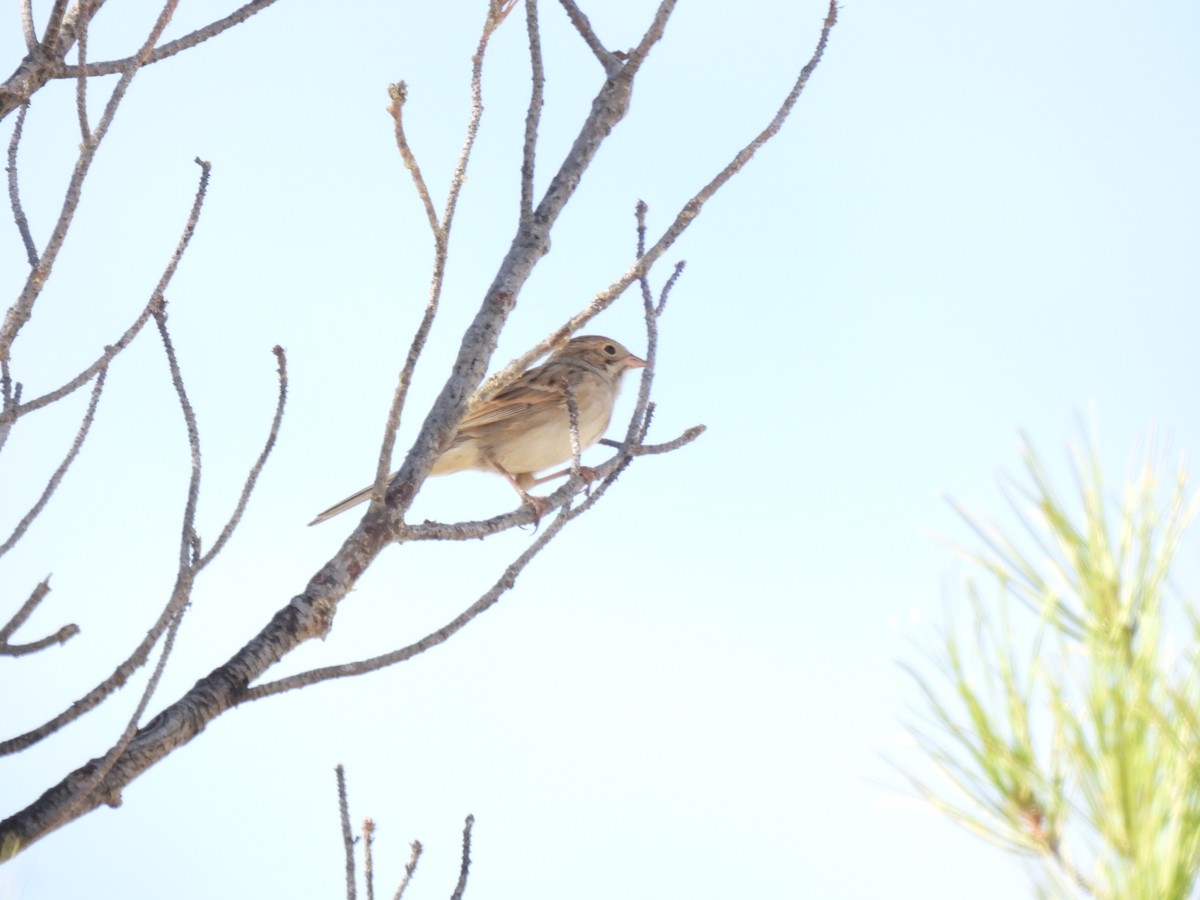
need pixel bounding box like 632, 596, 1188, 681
525, 466, 600, 496
494, 462, 551, 525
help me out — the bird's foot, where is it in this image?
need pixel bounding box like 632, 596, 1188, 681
574, 465, 600, 496
520, 493, 551, 530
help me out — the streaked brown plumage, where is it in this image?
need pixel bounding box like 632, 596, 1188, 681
309, 335, 646, 525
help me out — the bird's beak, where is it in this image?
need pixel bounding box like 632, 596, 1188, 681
628, 355, 647, 369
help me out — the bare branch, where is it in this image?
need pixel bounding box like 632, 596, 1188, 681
242, 492, 583, 699
8, 296, 162, 421
3, 155, 207, 423
74, 0, 92, 142
51, 0, 111, 54
520, 0, 544, 225
363, 818, 376, 900
241, 414, 701, 702
336, 766, 357, 900
363, 1, 687, 535
392, 840, 422, 900
0, 624, 79, 657
563, 380, 584, 480
1, 0, 182, 363
450, 815, 475, 900
154, 157, 212, 309
0, 557, 196, 754
20, 0, 36, 51
7, 279, 213, 820
0, 0, 110, 121
198, 345, 288, 569
0, 366, 106, 559
627, 205, 686, 456
620, 0, 675, 72
6, 102, 38, 267
0, 158, 212, 753
634, 0, 838, 259
144, 155, 211, 555
0, 578, 79, 657
57, 0, 283, 79
632, 202, 661, 443
153, 306, 202, 566
601, 424, 704, 457
40, 0, 71, 51
0, 577, 50, 642
36, 569, 194, 838
656, 259, 684, 316
386, 83, 440, 237
369, 3, 506, 523
489, 0, 836, 391
557, 0, 617, 70
459, 6, 684, 407
0, 2, 834, 856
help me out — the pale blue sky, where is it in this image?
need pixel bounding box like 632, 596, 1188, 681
3, 1, 1200, 897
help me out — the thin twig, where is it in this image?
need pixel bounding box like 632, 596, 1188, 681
0, 366, 107, 559
0, 577, 50, 641
363, 818, 376, 900
0, 578, 79, 656
635, 400, 656, 443
399, 425, 704, 543
198, 345, 288, 569
622, 0, 675, 72
0, 366, 16, 455
0, 623, 79, 657
386, 83, 439, 236
1, 0, 182, 363
392, 840, 422, 900
506, 0, 837, 384
563, 380, 584, 479
37, 566, 195, 838
242, 486, 587, 699
632, 201, 660, 444
8, 296, 162, 421
557, 0, 616, 69
6, 102, 38, 267
58, 0, 283, 78
6, 153, 209, 423
0, 546, 202, 754
449, 815, 475, 900
74, 0, 91, 142
657, 259, 684, 316
153, 307, 202, 568
241, 417, 701, 701
0, 157, 211, 744
29, 301, 215, 830
152, 158, 211, 311
369, 2, 505, 521
520, 0, 544, 226
336, 766, 357, 900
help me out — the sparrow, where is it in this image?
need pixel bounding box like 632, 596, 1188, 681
309, 335, 646, 525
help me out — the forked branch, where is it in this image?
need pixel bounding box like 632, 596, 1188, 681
0, 0, 837, 859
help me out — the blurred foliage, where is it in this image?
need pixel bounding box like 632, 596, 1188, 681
904, 437, 1200, 899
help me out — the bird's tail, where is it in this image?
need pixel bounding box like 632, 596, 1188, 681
308, 482, 378, 526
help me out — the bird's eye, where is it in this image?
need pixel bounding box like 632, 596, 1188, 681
604, 344, 617, 355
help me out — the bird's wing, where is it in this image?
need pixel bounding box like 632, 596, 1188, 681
458, 371, 562, 431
